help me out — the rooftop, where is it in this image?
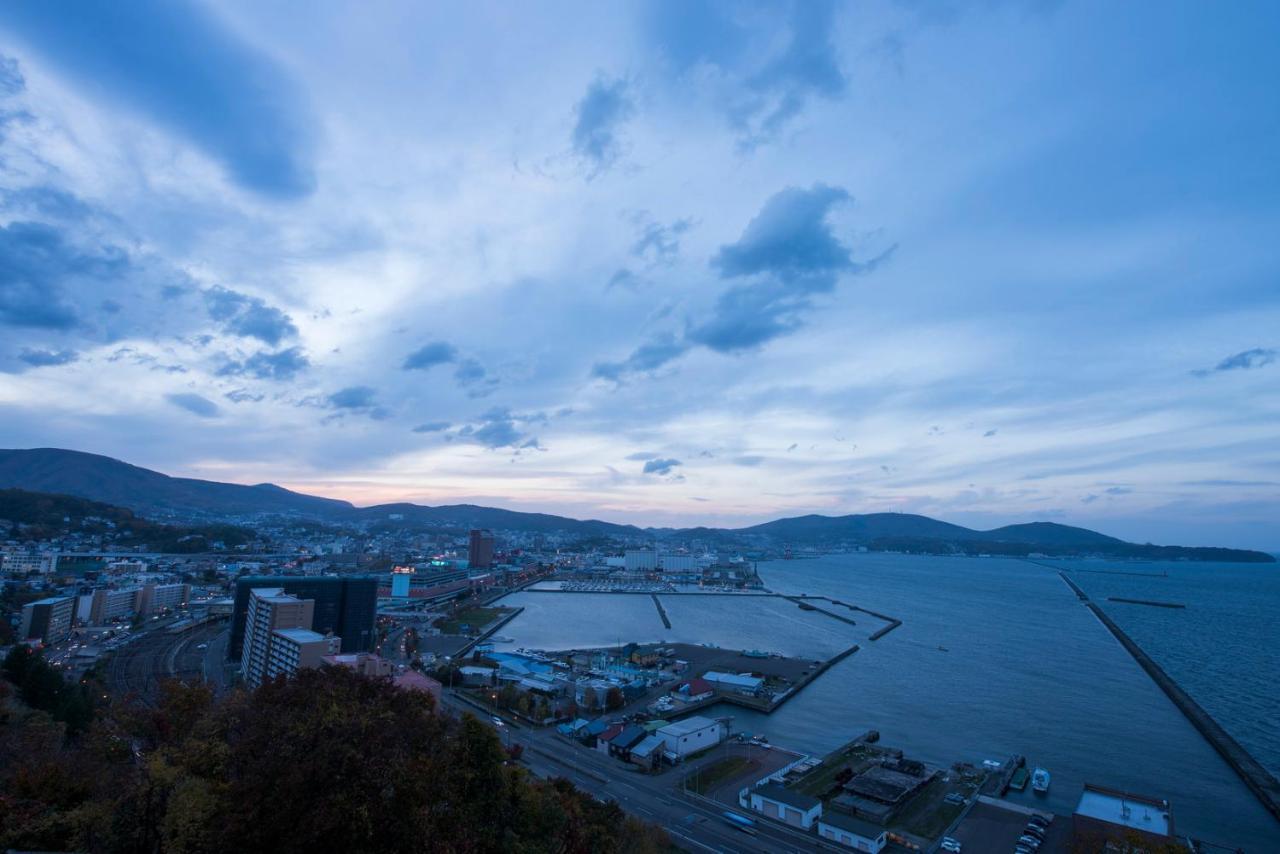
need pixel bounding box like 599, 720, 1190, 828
1075, 785, 1172, 836
754, 782, 821, 812
273, 628, 327, 644
819, 810, 886, 839
659, 715, 719, 737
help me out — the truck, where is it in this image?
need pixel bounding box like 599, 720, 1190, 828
721, 811, 757, 835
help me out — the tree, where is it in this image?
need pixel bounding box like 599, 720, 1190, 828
605, 686, 625, 711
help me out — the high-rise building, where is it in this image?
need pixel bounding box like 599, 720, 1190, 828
89, 587, 142, 624
228, 576, 377, 662
240, 588, 322, 688
266, 628, 340, 683
19, 596, 75, 644
468, 529, 495, 569
137, 583, 192, 615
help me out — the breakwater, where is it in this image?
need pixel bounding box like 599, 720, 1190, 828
456, 607, 524, 658
651, 594, 672, 628
1060, 572, 1280, 824
1107, 597, 1186, 609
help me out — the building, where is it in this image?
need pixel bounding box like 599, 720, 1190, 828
659, 552, 696, 572
240, 587, 318, 688
19, 596, 75, 644
137, 582, 192, 615
229, 576, 377, 661
703, 670, 764, 694
89, 587, 141, 623
749, 782, 823, 829
265, 628, 340, 683
1072, 783, 1174, 850
468, 529, 495, 569
818, 812, 888, 852
390, 566, 414, 598
3, 551, 58, 575
624, 549, 657, 572
608, 724, 649, 760
657, 715, 724, 758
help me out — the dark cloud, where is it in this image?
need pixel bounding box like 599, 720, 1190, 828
412, 421, 451, 433
328, 385, 378, 410
224, 388, 264, 404
18, 347, 78, 368
218, 346, 309, 381
472, 409, 523, 448
643, 457, 682, 475
605, 268, 642, 291
454, 357, 498, 396
571, 75, 634, 176
983, 429, 998, 437
592, 332, 689, 382
203, 286, 298, 346
712, 183, 853, 281
0, 220, 126, 330
1104, 486, 1132, 496
0, 1, 316, 197
165, 392, 219, 418
403, 340, 459, 370
1193, 347, 1276, 376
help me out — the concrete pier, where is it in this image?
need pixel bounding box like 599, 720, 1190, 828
1061, 572, 1280, 825
651, 594, 672, 629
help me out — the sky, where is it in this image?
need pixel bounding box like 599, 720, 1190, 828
0, 1, 1277, 550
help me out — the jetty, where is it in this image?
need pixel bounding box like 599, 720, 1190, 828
1107, 597, 1186, 609
651, 594, 672, 629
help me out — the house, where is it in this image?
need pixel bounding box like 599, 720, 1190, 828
749, 782, 823, 829
674, 677, 714, 701
608, 724, 649, 759
459, 665, 496, 686
630, 734, 665, 770
818, 811, 888, 852
596, 723, 625, 755
657, 715, 724, 758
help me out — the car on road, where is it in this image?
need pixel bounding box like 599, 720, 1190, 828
491, 716, 505, 727
196, 643, 208, 650
940, 838, 962, 853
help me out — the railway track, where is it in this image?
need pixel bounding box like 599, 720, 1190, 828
105, 622, 227, 707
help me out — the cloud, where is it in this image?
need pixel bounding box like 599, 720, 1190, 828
732, 455, 765, 467
0, 1, 316, 197
412, 421, 451, 433
984, 429, 998, 437
648, 0, 846, 145
606, 268, 642, 291
224, 388, 263, 404
0, 54, 22, 98
787, 443, 798, 452
454, 357, 498, 395
643, 457, 682, 475
165, 392, 219, 418
328, 385, 378, 410
218, 346, 310, 381
470, 407, 524, 448
18, 347, 78, 368
0, 220, 124, 329
1193, 347, 1276, 376
592, 332, 689, 382
203, 286, 298, 346
626, 451, 660, 461
571, 75, 634, 176
402, 340, 459, 370
1104, 486, 1133, 495
630, 214, 693, 266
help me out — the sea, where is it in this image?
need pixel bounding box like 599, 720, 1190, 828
495, 554, 1280, 850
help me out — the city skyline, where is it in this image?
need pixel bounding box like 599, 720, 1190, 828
1, 2, 1278, 551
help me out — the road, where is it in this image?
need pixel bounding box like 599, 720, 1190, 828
436, 689, 840, 854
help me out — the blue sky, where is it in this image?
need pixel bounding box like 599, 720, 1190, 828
0, 1, 1277, 549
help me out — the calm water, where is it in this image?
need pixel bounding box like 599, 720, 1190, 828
497, 555, 1280, 849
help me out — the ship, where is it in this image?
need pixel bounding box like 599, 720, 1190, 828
1031, 767, 1050, 794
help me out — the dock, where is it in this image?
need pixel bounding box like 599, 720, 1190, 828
651, 594, 672, 629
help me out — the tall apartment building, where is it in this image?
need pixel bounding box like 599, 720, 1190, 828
468, 529, 495, 569
228, 576, 377, 662
265, 628, 340, 683
137, 582, 192, 615
20, 596, 75, 644
240, 588, 322, 688
89, 587, 141, 623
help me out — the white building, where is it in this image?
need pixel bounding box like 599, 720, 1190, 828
624, 550, 657, 572
703, 671, 765, 693
138, 582, 191, 614
89, 587, 141, 623
659, 552, 697, 572
818, 812, 888, 851
749, 782, 823, 829
657, 715, 724, 758
2, 552, 58, 575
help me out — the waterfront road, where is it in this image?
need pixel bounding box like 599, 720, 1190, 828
436, 689, 840, 853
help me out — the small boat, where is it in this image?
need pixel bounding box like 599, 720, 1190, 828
1031, 767, 1050, 794
1009, 767, 1030, 791
491, 636, 514, 643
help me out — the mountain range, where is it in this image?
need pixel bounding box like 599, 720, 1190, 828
0, 448, 1271, 562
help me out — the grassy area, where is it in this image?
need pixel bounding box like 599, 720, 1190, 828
685, 755, 756, 795
792, 743, 879, 798
435, 606, 510, 636
892, 776, 968, 841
